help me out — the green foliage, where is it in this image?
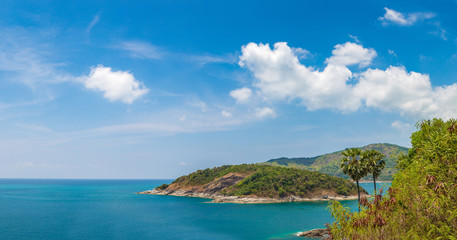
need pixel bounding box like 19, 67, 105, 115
341, 148, 366, 182
156, 184, 169, 190
328, 119, 457, 239
363, 149, 385, 194
340, 148, 372, 212
266, 143, 408, 181
327, 201, 355, 238
266, 156, 318, 166
172, 164, 258, 186
169, 164, 364, 198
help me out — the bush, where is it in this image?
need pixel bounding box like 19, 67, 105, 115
156, 184, 169, 190
328, 119, 457, 239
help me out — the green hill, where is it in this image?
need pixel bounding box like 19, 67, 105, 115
152, 164, 365, 201
264, 143, 408, 181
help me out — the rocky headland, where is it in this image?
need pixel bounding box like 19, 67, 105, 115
139, 164, 367, 203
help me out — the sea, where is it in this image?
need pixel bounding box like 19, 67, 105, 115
0, 179, 390, 240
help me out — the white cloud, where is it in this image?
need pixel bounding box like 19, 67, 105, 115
188, 100, 207, 112
355, 66, 437, 117
255, 107, 276, 119
237, 41, 457, 120
86, 14, 100, 33
15, 123, 53, 133
379, 7, 435, 26
325, 42, 377, 67
430, 22, 447, 40
348, 34, 360, 43
392, 120, 411, 130
292, 47, 311, 59
179, 115, 186, 121
230, 87, 252, 104
119, 41, 162, 59
191, 54, 237, 66
239, 42, 360, 112
80, 65, 149, 104
0, 27, 71, 86
378, 8, 446, 41
221, 110, 232, 117
388, 49, 397, 57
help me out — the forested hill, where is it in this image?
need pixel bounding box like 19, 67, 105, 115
149, 164, 364, 201
265, 143, 408, 181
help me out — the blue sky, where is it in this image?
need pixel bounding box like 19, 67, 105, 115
1, 0, 457, 178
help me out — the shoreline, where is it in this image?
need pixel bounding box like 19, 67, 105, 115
138, 189, 365, 204
296, 228, 329, 239
357, 180, 392, 183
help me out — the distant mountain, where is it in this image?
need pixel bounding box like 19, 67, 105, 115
264, 143, 408, 181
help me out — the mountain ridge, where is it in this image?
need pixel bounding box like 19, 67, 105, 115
263, 143, 408, 181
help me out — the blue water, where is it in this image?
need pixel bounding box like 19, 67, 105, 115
0, 179, 390, 240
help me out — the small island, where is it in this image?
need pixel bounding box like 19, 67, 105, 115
139, 164, 367, 203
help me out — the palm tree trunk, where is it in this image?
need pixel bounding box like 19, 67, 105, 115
373, 174, 377, 195
356, 180, 360, 212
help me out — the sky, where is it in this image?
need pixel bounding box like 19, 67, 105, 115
1, 0, 457, 179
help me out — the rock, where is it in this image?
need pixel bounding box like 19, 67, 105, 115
203, 173, 245, 194
297, 228, 329, 238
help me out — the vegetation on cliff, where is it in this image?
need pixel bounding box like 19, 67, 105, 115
328, 119, 457, 239
158, 164, 365, 199
265, 143, 407, 181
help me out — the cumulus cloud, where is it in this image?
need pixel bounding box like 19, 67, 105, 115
236, 41, 457, 120
379, 7, 435, 26
355, 66, 437, 117
255, 107, 276, 119
230, 87, 252, 103
239, 42, 360, 112
326, 42, 377, 67
80, 65, 149, 104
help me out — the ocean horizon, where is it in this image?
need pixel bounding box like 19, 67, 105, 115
0, 178, 389, 240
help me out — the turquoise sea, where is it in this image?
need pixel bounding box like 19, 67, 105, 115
0, 179, 390, 240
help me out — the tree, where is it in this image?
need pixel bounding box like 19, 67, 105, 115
362, 150, 385, 194
341, 148, 367, 212
329, 119, 457, 239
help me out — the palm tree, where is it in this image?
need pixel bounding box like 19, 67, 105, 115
341, 148, 367, 212
362, 150, 385, 194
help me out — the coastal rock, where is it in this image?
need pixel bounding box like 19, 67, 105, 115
203, 173, 245, 194
139, 188, 364, 204
297, 228, 329, 239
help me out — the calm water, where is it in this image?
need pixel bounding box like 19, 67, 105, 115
0, 179, 390, 240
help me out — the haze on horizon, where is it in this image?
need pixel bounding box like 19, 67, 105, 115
1, 0, 457, 179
